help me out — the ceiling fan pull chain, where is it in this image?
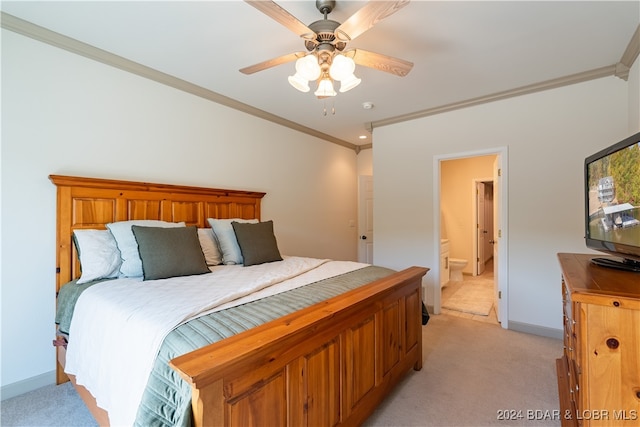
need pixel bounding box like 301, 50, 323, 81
321, 100, 336, 116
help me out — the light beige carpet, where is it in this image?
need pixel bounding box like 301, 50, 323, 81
364, 314, 563, 426
442, 280, 494, 316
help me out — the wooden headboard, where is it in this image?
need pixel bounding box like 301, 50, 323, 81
50, 175, 265, 291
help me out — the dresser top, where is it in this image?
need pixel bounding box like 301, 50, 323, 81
558, 253, 640, 304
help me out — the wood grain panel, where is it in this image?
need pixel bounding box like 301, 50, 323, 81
203, 200, 260, 222
127, 199, 163, 220
304, 338, 341, 427
204, 202, 232, 220
71, 198, 116, 227
169, 200, 203, 226
227, 371, 286, 426
405, 289, 421, 355
346, 316, 376, 409
381, 301, 400, 375
584, 304, 640, 421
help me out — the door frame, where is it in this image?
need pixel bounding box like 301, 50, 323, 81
433, 147, 509, 329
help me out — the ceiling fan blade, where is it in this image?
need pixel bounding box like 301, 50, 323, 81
240, 52, 306, 75
334, 1, 410, 42
244, 0, 316, 40
348, 49, 413, 77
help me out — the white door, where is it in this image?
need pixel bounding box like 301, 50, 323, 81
492, 159, 501, 322
476, 182, 486, 275
358, 175, 374, 264
483, 184, 494, 264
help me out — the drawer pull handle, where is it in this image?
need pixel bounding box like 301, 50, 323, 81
606, 338, 620, 349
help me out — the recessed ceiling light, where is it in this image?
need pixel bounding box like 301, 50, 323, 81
359, 135, 368, 140
362, 102, 374, 110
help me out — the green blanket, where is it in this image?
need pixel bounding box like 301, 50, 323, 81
55, 278, 114, 335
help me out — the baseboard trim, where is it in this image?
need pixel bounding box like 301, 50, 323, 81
1, 370, 56, 400
428, 309, 563, 339
508, 321, 563, 340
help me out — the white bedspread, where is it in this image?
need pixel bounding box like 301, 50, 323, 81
64, 256, 366, 426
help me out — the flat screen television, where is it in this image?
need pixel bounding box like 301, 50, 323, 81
584, 130, 640, 272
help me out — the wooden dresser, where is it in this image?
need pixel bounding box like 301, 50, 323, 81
556, 253, 640, 427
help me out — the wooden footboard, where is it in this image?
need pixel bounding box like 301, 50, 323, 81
170, 266, 428, 427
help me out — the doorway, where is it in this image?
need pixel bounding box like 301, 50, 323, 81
433, 148, 508, 329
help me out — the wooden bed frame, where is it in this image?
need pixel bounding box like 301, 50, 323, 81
51, 175, 428, 427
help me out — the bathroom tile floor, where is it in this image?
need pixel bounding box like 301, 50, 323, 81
440, 260, 499, 325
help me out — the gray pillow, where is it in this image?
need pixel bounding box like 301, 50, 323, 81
231, 220, 283, 267
131, 225, 210, 280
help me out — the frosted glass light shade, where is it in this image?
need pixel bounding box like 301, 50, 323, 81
339, 73, 361, 92
314, 78, 337, 97
296, 55, 321, 81
288, 73, 310, 92
329, 54, 355, 81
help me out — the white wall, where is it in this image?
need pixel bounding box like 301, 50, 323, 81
357, 148, 373, 176
373, 76, 633, 334
1, 30, 359, 395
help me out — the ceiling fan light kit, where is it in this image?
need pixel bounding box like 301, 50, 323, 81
329, 54, 355, 81
288, 54, 321, 92
287, 74, 311, 93
243, 0, 413, 100
290, 53, 361, 97
338, 72, 362, 93
314, 75, 338, 97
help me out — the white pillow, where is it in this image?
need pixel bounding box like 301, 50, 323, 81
197, 228, 222, 266
207, 218, 258, 265
73, 229, 121, 284
106, 220, 185, 277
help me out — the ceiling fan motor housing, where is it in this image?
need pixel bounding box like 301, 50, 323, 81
305, 19, 346, 52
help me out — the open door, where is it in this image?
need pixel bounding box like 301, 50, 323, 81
476, 182, 486, 276
492, 158, 501, 323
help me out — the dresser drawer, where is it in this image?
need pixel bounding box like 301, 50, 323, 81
569, 358, 580, 410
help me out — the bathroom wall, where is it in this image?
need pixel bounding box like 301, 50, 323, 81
440, 155, 496, 275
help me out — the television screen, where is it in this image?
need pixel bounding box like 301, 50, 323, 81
585, 131, 640, 272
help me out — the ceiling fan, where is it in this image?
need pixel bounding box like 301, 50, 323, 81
240, 0, 414, 98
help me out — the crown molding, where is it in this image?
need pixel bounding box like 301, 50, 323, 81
1, 12, 359, 153
369, 65, 618, 130
620, 24, 640, 70
370, 23, 640, 132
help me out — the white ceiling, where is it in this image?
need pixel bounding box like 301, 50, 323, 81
2, 1, 639, 147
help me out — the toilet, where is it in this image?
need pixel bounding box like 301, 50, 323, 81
449, 258, 468, 281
